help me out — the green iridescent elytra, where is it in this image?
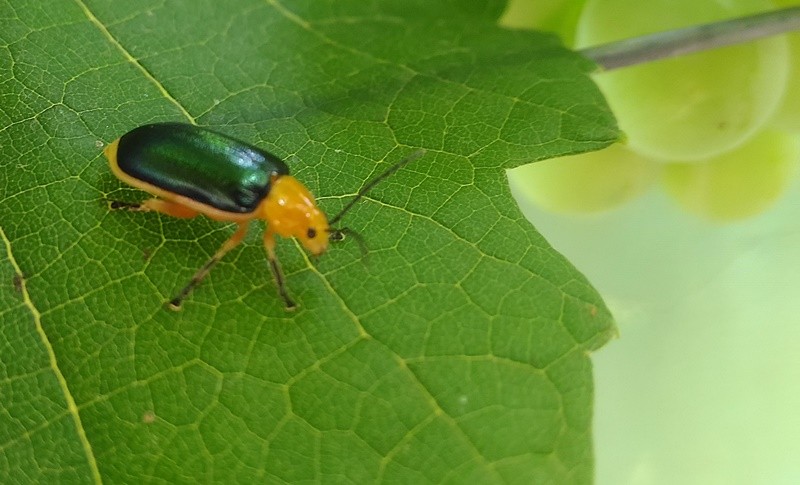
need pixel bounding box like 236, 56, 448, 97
109, 123, 290, 214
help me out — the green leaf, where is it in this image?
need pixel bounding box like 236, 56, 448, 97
1, 0, 618, 483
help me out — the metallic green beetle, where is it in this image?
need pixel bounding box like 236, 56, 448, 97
105, 122, 423, 310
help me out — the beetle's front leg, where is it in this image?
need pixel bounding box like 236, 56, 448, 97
263, 230, 297, 311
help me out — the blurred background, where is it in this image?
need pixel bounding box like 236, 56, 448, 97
503, 0, 800, 483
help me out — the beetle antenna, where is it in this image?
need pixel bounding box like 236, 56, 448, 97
328, 227, 368, 259
328, 149, 425, 225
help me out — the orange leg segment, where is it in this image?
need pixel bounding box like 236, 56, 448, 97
168, 222, 250, 310
110, 198, 200, 219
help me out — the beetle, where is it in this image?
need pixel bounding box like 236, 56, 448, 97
104, 122, 423, 310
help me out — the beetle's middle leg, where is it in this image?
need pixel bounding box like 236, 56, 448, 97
168, 222, 250, 310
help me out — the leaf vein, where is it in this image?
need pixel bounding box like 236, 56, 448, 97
0, 225, 103, 483
73, 0, 195, 123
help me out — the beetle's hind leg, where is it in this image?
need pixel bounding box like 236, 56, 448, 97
109, 198, 200, 219
109, 200, 143, 211
168, 222, 250, 310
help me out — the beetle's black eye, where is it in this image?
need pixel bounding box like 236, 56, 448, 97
307, 228, 317, 239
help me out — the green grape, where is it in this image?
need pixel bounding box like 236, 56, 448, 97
509, 143, 655, 214
576, 0, 789, 161
769, 2, 800, 131
770, 33, 800, 132
499, 0, 588, 47
663, 129, 800, 220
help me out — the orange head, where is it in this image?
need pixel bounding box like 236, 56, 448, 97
259, 175, 329, 255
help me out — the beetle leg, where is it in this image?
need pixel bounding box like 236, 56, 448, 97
110, 198, 200, 219
168, 222, 249, 310
109, 200, 142, 210
263, 230, 297, 311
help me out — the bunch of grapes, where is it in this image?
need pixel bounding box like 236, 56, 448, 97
504, 0, 800, 220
